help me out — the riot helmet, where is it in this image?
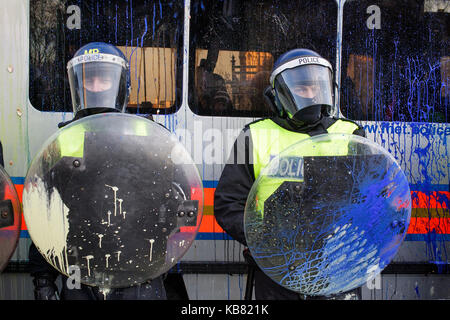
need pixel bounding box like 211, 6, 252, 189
268, 49, 334, 125
67, 42, 130, 113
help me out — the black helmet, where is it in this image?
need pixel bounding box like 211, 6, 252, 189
67, 42, 131, 113
266, 49, 334, 125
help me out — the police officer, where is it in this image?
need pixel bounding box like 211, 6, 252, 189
29, 42, 171, 300
214, 48, 365, 300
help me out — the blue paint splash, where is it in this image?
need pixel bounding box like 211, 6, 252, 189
247, 153, 412, 296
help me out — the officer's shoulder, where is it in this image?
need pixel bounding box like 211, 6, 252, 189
333, 116, 363, 129
333, 116, 365, 137
242, 117, 274, 131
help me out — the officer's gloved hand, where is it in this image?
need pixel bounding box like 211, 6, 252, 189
32, 273, 60, 300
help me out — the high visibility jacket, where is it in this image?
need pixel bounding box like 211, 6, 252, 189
57, 116, 151, 158
248, 118, 360, 211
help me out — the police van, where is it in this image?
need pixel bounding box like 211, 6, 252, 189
0, 0, 448, 299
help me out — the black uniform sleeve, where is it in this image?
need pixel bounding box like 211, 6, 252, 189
214, 127, 254, 246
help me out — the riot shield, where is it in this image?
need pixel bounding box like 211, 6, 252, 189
0, 165, 21, 273
244, 133, 411, 296
23, 113, 203, 289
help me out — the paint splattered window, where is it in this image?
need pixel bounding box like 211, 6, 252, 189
340, 1, 449, 123
188, 0, 338, 117
29, 0, 184, 114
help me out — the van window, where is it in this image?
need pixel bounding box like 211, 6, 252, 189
340, 1, 449, 123
189, 0, 338, 117
29, 0, 183, 114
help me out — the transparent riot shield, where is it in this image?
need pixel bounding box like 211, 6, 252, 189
244, 133, 411, 296
23, 113, 203, 289
0, 165, 21, 273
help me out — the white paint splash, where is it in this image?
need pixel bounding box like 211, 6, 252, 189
105, 254, 111, 268
147, 239, 155, 261
105, 184, 119, 216
107, 210, 112, 226
99, 287, 110, 300
97, 234, 104, 248
117, 198, 123, 216
22, 176, 70, 275
83, 255, 94, 276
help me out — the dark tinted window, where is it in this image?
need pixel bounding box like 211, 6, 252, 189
189, 0, 338, 117
340, 0, 449, 123
30, 0, 184, 114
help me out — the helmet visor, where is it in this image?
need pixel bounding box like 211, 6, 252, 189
68, 55, 128, 113
274, 65, 333, 118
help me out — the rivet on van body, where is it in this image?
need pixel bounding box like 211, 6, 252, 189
7, 65, 13, 73
16, 108, 22, 117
